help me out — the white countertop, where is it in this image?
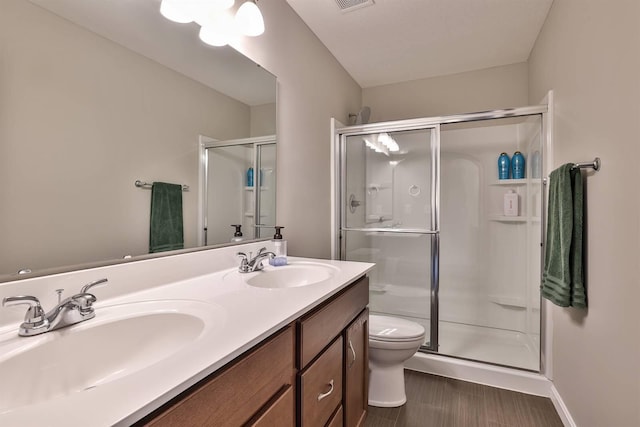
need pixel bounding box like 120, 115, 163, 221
0, 249, 373, 427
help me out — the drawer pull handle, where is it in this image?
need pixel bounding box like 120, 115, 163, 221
317, 379, 334, 401
348, 340, 356, 368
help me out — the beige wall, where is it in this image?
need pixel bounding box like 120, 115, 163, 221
362, 62, 529, 122
250, 103, 277, 137
0, 0, 250, 274
232, 0, 362, 258
529, 1, 640, 426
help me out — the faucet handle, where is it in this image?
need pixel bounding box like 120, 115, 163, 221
80, 278, 108, 294
73, 293, 98, 315
237, 252, 250, 273
2, 295, 46, 326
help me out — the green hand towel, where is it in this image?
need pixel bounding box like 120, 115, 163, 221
149, 182, 184, 253
541, 164, 586, 308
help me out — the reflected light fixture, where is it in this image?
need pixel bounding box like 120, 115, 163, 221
159, 0, 265, 47
235, 0, 265, 36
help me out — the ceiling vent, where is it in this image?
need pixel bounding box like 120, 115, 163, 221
335, 0, 375, 13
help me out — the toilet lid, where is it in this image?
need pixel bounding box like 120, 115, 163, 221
369, 314, 425, 341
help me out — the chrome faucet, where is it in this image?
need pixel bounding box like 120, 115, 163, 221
2, 278, 108, 337
237, 247, 275, 273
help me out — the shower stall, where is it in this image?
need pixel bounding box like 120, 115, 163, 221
333, 106, 547, 371
198, 135, 277, 247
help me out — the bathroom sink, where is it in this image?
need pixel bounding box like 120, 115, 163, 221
0, 299, 223, 412
244, 262, 339, 289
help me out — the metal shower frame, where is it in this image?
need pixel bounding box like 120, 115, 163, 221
334, 104, 548, 357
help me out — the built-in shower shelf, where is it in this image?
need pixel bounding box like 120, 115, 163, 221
489, 295, 527, 308
489, 215, 527, 223
490, 179, 527, 186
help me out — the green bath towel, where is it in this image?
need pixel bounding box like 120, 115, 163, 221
149, 182, 184, 253
541, 164, 586, 308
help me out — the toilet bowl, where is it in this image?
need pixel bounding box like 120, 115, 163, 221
368, 314, 426, 407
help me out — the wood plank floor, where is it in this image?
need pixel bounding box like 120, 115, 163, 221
365, 370, 564, 427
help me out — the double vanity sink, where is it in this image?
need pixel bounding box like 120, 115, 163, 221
0, 248, 372, 426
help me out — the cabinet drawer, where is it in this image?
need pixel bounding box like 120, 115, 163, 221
144, 326, 294, 427
299, 336, 343, 427
298, 276, 368, 368
326, 406, 344, 427
248, 385, 294, 427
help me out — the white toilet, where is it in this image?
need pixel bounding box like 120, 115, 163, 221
368, 314, 426, 407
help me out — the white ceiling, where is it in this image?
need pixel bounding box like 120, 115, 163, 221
286, 0, 553, 88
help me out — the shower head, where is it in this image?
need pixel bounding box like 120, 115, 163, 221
349, 106, 371, 125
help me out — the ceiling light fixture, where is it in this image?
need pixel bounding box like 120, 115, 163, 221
159, 0, 265, 47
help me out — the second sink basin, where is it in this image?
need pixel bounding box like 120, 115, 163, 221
0, 299, 224, 413
244, 262, 339, 289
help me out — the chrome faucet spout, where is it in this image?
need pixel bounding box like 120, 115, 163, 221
237, 248, 275, 273
2, 278, 108, 337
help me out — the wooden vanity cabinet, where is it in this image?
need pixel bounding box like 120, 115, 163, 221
297, 276, 369, 427
137, 275, 369, 427
138, 326, 295, 427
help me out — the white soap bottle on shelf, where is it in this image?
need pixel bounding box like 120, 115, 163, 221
503, 190, 519, 216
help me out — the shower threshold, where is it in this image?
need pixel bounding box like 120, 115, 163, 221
404, 316, 539, 371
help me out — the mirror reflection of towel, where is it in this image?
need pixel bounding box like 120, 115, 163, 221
149, 182, 184, 253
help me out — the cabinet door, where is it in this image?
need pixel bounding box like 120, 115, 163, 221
142, 326, 294, 427
344, 308, 368, 427
248, 385, 294, 427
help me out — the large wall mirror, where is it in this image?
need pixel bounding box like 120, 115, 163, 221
0, 0, 277, 282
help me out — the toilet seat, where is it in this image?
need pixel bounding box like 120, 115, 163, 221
369, 314, 425, 342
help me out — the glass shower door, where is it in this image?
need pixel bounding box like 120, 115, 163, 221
340, 127, 439, 349
438, 116, 542, 370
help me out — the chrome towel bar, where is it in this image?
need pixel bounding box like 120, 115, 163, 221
571, 157, 600, 171
134, 180, 189, 192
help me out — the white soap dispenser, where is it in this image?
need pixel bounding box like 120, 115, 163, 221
269, 226, 287, 266
503, 190, 519, 216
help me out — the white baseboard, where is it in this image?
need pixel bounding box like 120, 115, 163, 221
550, 384, 577, 427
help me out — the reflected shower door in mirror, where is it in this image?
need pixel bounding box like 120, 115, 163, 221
201, 136, 276, 246
0, 0, 276, 281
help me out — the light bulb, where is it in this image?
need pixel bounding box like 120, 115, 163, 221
160, 0, 195, 23
199, 12, 236, 47
235, 1, 265, 37
194, 0, 236, 26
